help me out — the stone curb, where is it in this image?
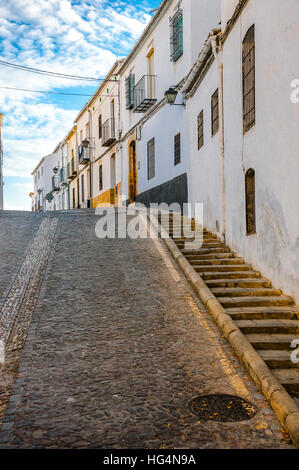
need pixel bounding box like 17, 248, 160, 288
147, 214, 299, 448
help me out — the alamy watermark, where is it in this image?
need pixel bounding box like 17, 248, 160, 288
290, 79, 299, 103
290, 339, 299, 364
94, 202, 204, 250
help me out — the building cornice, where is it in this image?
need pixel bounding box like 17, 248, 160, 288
221, 0, 251, 44
118, 0, 172, 75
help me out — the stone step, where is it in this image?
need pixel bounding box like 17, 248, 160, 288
181, 247, 231, 255
218, 296, 294, 308
190, 258, 245, 266
236, 319, 299, 334
168, 228, 206, 234
272, 370, 299, 397
200, 271, 261, 280
195, 264, 252, 273
211, 287, 282, 298
186, 252, 235, 260
227, 306, 299, 320
176, 239, 223, 246
258, 350, 299, 369
174, 238, 219, 244
228, 309, 296, 320
246, 333, 298, 350
206, 278, 271, 289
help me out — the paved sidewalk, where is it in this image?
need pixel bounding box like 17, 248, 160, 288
0, 211, 293, 448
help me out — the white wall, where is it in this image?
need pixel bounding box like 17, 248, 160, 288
188, 61, 222, 234
119, 0, 221, 202
222, 0, 299, 301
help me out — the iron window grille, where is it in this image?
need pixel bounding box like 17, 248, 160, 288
147, 137, 155, 180
52, 174, 60, 192
174, 133, 181, 166
98, 115, 102, 139
211, 89, 219, 136
170, 9, 183, 61
245, 168, 256, 234
243, 25, 255, 133
125, 73, 135, 110
198, 110, 204, 150
99, 165, 103, 191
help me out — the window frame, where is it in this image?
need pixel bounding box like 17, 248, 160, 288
245, 168, 256, 235
125, 73, 135, 110
147, 137, 155, 180
81, 174, 85, 203
99, 164, 103, 192
197, 110, 204, 150
170, 9, 183, 62
242, 25, 255, 133
98, 115, 102, 139
174, 133, 181, 166
211, 89, 219, 137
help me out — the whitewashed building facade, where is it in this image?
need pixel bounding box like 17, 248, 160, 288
31, 0, 299, 301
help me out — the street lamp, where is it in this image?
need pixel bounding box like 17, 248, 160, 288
164, 87, 185, 106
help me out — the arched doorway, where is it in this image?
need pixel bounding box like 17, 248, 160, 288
128, 140, 137, 203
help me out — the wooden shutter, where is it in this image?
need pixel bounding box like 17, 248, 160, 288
243, 25, 255, 132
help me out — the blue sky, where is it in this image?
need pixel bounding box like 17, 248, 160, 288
0, 0, 161, 210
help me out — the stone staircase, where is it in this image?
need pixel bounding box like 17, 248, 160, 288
160, 214, 299, 401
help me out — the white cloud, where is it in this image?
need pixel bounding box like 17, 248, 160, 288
0, 0, 153, 184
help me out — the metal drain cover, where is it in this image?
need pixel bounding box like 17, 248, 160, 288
189, 394, 258, 422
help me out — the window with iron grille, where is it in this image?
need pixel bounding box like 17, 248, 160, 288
211, 89, 219, 136
170, 9, 183, 61
98, 115, 102, 139
243, 25, 255, 133
81, 174, 85, 202
174, 133, 181, 165
125, 73, 135, 110
245, 168, 256, 234
99, 165, 103, 191
198, 110, 204, 150
147, 138, 155, 180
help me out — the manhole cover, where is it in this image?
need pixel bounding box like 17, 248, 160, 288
189, 394, 258, 422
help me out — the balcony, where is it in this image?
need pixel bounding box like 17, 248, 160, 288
133, 75, 157, 113
60, 167, 67, 186
67, 159, 77, 180
102, 118, 116, 147
52, 174, 60, 192
78, 143, 90, 165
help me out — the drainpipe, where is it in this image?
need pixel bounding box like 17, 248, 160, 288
210, 33, 226, 243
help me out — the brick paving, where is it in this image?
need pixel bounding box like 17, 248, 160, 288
0, 210, 294, 448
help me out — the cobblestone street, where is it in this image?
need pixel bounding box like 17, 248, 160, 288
0, 210, 294, 448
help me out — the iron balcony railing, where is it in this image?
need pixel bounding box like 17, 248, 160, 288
52, 174, 60, 192
67, 159, 77, 180
102, 118, 116, 147
78, 144, 90, 165
60, 167, 67, 185
134, 75, 157, 113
